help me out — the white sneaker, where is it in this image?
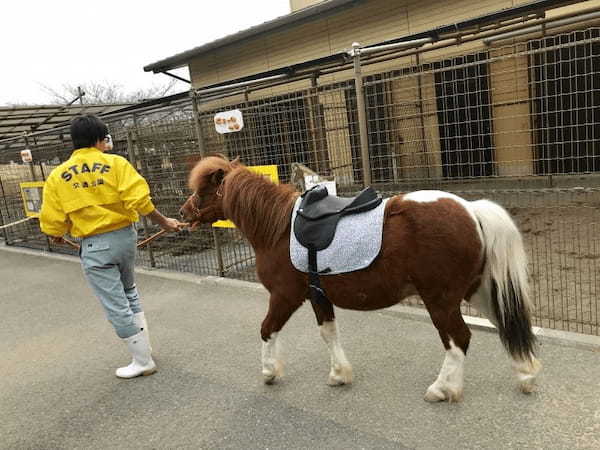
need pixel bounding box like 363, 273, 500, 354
115, 331, 157, 378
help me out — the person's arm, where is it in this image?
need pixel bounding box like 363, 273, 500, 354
144, 208, 183, 232
117, 158, 184, 232
39, 178, 69, 240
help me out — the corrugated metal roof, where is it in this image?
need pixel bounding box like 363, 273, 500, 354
143, 0, 361, 73
0, 104, 131, 150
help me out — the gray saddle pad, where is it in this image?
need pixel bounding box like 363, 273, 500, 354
290, 196, 389, 275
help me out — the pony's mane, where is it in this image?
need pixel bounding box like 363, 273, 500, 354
222, 167, 298, 249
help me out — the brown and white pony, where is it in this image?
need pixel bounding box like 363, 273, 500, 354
180, 155, 541, 402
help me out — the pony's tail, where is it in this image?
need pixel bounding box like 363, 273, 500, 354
470, 199, 536, 361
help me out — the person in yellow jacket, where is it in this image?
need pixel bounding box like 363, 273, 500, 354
40, 114, 185, 379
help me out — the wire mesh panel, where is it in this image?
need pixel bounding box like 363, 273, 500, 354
0, 143, 65, 251
530, 28, 600, 175
364, 51, 498, 186
434, 53, 495, 179
129, 115, 222, 276
200, 81, 363, 189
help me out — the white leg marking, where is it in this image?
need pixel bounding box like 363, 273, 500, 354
320, 321, 353, 385
512, 354, 542, 394
261, 332, 283, 384
424, 339, 465, 403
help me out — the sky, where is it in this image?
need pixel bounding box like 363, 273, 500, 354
0, 0, 291, 106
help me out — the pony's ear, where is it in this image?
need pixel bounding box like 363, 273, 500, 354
230, 156, 241, 167
210, 168, 225, 186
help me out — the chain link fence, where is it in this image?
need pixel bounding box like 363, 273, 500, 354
2, 26, 600, 335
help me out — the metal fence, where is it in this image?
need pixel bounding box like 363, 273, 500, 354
2, 26, 600, 336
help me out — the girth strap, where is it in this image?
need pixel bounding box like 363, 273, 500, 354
307, 245, 330, 307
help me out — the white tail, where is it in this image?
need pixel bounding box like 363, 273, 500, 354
469, 199, 536, 361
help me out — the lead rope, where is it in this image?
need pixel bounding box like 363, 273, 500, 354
0, 216, 34, 230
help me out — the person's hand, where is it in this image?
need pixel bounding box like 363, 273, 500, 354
160, 217, 186, 233
50, 236, 65, 245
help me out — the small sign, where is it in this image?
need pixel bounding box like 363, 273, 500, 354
20, 149, 33, 163
20, 181, 45, 217
213, 165, 279, 228
214, 109, 244, 134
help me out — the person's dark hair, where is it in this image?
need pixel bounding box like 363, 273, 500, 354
70, 114, 109, 149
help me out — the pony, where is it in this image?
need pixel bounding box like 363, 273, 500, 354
179, 155, 541, 402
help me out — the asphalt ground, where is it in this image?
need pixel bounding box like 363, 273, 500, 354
1, 246, 599, 449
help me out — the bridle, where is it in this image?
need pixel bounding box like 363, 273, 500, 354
189, 178, 225, 217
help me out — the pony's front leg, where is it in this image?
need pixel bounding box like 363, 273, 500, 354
261, 331, 283, 385
310, 300, 353, 386
260, 293, 302, 385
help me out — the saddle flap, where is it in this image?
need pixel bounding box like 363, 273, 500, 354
294, 216, 339, 251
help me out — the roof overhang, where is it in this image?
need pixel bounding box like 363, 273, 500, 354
143, 0, 361, 74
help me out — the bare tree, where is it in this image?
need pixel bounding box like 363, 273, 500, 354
40, 79, 181, 104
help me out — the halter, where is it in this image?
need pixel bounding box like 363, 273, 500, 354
190, 177, 225, 216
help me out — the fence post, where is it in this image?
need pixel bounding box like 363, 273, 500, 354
23, 136, 37, 182
36, 157, 51, 252
191, 92, 225, 277
351, 42, 373, 188
415, 52, 431, 179
0, 175, 10, 243
25, 135, 52, 251
127, 124, 157, 268
308, 74, 330, 175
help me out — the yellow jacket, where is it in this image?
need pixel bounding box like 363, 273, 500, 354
40, 147, 155, 238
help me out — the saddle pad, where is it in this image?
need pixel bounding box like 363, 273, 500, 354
290, 196, 389, 275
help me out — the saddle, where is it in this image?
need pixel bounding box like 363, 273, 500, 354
293, 185, 382, 306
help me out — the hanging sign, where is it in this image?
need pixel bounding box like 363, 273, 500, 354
20, 149, 33, 163
20, 181, 45, 217
214, 109, 244, 134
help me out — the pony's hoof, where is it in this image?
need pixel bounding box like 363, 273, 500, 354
519, 378, 536, 394
263, 373, 277, 385
518, 372, 539, 394
262, 360, 284, 385
424, 386, 446, 402
327, 364, 353, 386
514, 357, 541, 394
424, 385, 463, 403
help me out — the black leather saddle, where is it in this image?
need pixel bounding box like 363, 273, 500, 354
294, 185, 382, 250
293, 185, 382, 306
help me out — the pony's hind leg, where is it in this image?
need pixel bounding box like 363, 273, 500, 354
424, 306, 471, 403
469, 283, 541, 393
260, 293, 302, 384
309, 300, 352, 386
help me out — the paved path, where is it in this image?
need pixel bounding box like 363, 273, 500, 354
1, 248, 599, 449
